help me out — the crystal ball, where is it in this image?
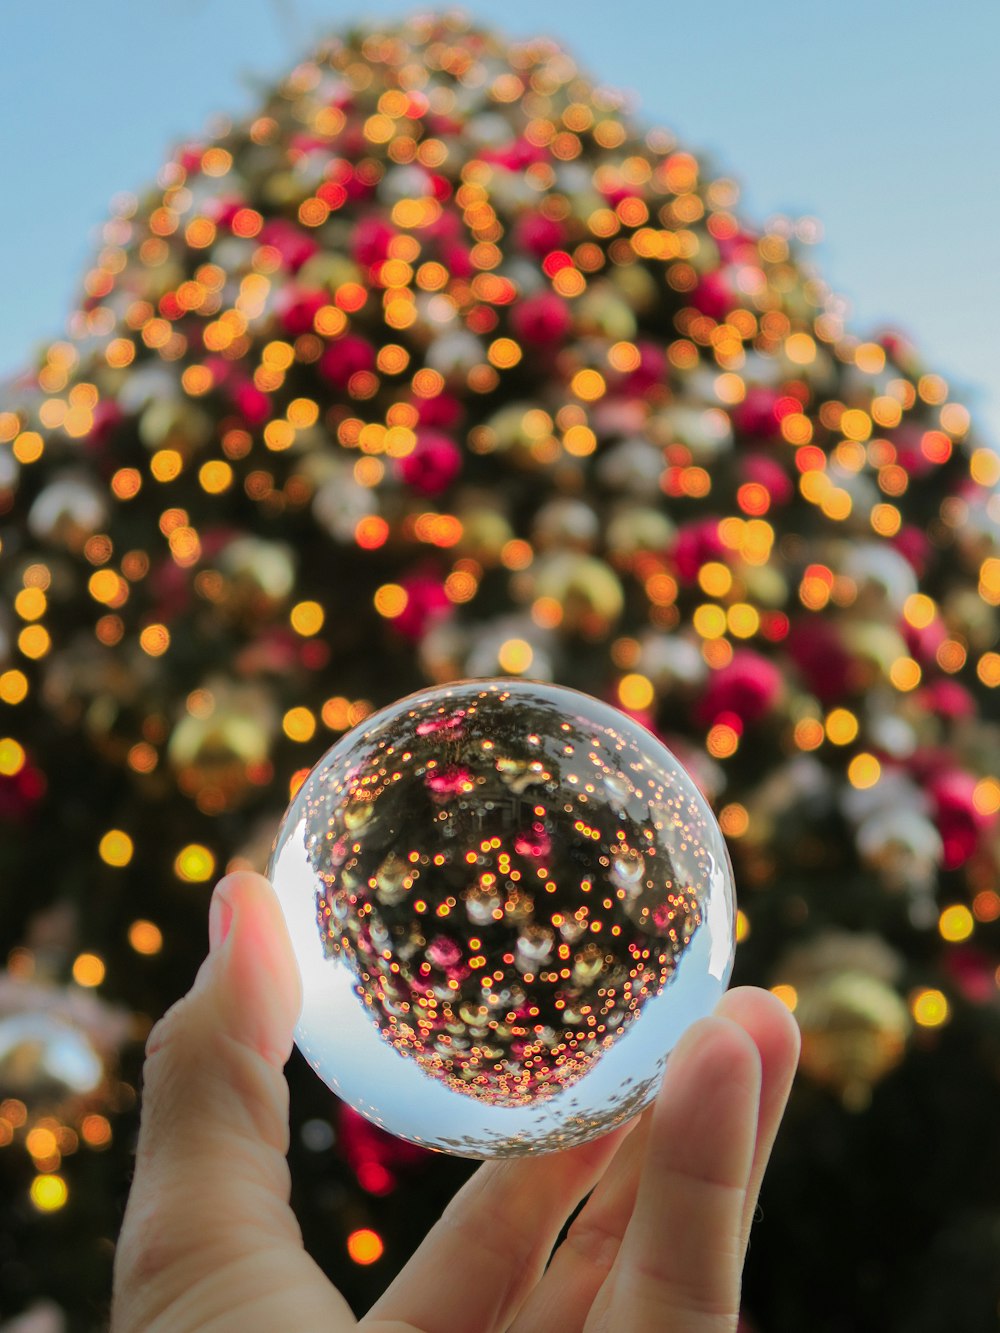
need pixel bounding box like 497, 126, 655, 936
269, 678, 736, 1157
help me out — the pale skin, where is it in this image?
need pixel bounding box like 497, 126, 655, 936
112, 871, 800, 1333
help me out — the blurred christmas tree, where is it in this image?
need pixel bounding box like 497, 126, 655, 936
0, 13, 998, 1331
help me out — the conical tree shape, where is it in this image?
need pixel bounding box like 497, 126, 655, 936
1, 13, 998, 1329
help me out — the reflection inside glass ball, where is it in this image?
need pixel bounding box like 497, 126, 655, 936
269, 678, 735, 1157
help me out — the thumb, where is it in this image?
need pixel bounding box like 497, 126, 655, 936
112, 871, 340, 1331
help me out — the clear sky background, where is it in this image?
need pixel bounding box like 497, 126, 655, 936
2, 1, 998, 442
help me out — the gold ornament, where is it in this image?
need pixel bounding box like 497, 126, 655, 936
532, 552, 625, 637
167, 681, 277, 809
777, 931, 911, 1110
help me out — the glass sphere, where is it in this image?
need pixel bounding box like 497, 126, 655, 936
269, 678, 736, 1157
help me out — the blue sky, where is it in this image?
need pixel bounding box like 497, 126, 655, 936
2, 1, 998, 442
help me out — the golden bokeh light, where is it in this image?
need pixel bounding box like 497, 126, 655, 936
497, 638, 534, 674
911, 988, 949, 1028
99, 829, 134, 867
129, 920, 163, 955
938, 904, 974, 943
347, 1228, 384, 1265
72, 953, 106, 987
617, 673, 654, 711
0, 738, 26, 777
283, 707, 317, 742
290, 600, 325, 636
30, 1175, 68, 1212
770, 984, 798, 1012
174, 844, 216, 883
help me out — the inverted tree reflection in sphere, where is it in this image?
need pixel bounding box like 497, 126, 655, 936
270, 678, 735, 1157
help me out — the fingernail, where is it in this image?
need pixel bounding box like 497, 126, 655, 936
208, 887, 235, 954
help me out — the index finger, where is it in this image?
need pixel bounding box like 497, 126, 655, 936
595, 1014, 762, 1329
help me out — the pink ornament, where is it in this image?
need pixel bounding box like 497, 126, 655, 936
622, 341, 668, 393
344, 161, 379, 201
426, 766, 473, 798
691, 269, 736, 321
351, 218, 396, 266
149, 556, 193, 620
425, 209, 463, 246
416, 710, 466, 737
716, 228, 759, 264
426, 936, 463, 969
179, 144, 204, 175
234, 627, 300, 675
903, 615, 947, 665
891, 425, 937, 479
429, 173, 453, 202
289, 132, 332, 158
258, 218, 320, 272
0, 761, 46, 820
514, 825, 552, 858
672, 518, 728, 582
231, 381, 272, 427
442, 243, 474, 279
85, 399, 124, 454
929, 769, 994, 868
514, 212, 566, 257
394, 575, 452, 641
741, 453, 794, 505
209, 195, 247, 227
482, 137, 548, 172
732, 386, 783, 441
786, 620, 853, 703
891, 525, 932, 576
416, 392, 463, 428
396, 430, 462, 495
318, 334, 376, 388
944, 946, 995, 1004
697, 650, 783, 726
919, 679, 976, 719
276, 286, 328, 337
510, 291, 572, 344
202, 356, 236, 390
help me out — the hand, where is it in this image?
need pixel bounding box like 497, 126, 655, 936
113, 871, 800, 1333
